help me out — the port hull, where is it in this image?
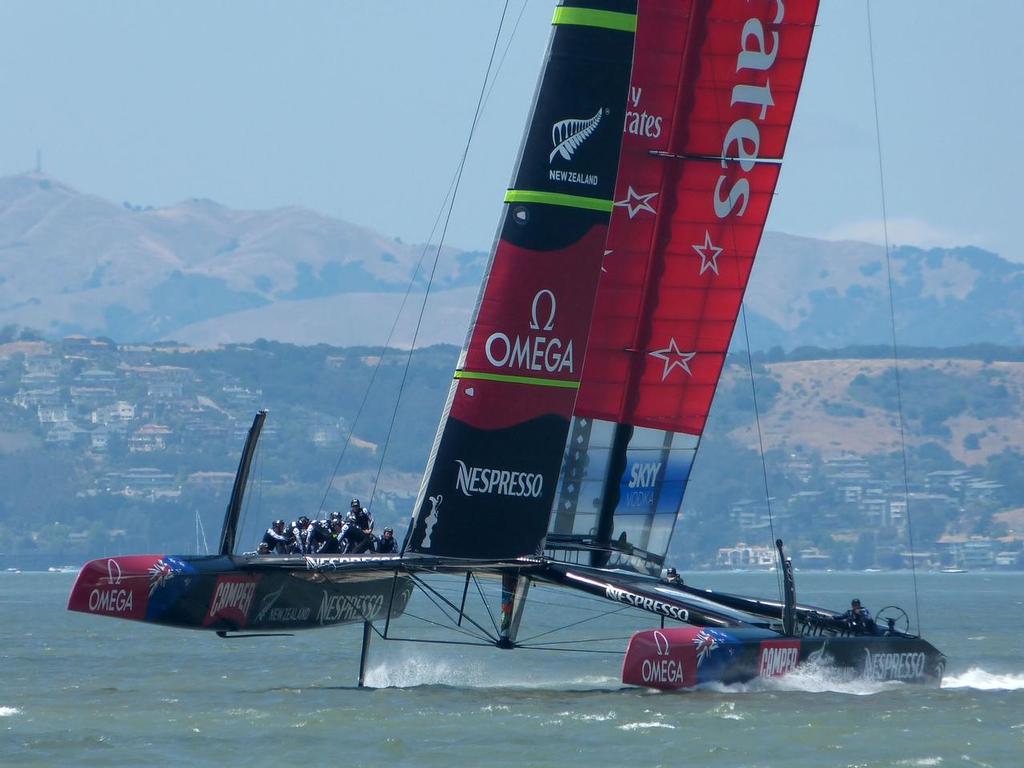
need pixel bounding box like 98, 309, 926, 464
67, 554, 413, 632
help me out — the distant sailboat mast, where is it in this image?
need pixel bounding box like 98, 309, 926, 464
194, 509, 210, 555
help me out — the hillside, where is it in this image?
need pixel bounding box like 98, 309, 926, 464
0, 173, 482, 345
1, 173, 1022, 350
1, 338, 1021, 570
718, 357, 1024, 464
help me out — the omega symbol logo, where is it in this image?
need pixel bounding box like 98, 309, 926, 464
653, 630, 671, 656
529, 289, 557, 331
106, 559, 123, 585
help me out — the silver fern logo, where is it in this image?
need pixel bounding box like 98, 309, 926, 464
549, 108, 604, 163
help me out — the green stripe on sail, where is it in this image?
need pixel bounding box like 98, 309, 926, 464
504, 189, 613, 213
551, 7, 637, 33
455, 370, 580, 390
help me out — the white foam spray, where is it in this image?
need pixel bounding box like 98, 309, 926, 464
363, 652, 619, 690
941, 668, 1024, 690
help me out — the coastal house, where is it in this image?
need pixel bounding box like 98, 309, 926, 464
716, 543, 775, 569
102, 468, 181, 500
91, 401, 136, 425
129, 423, 173, 453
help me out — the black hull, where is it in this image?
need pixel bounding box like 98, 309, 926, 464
68, 553, 413, 632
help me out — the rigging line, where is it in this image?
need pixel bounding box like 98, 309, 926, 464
406, 573, 473, 627
472, 572, 502, 637
319, 1, 529, 519
740, 304, 783, 602
700, 2, 781, 602
402, 579, 633, 615
867, 0, 921, 636
367, 0, 513, 513
515, 646, 625, 656
315, 176, 460, 518
516, 604, 633, 644
407, 572, 500, 642
483, 0, 530, 108
375, 635, 497, 649
396, 610, 493, 644
520, 635, 634, 647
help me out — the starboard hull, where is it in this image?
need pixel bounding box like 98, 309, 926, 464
622, 627, 946, 689
67, 554, 413, 632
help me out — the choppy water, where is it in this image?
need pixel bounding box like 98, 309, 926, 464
2, 570, 1022, 767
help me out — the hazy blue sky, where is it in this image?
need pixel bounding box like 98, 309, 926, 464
0, 1, 1019, 260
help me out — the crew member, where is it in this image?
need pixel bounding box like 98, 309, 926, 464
306, 517, 335, 554
261, 520, 291, 554
376, 526, 397, 554
340, 510, 372, 554
350, 498, 374, 535
292, 516, 313, 553
840, 598, 875, 634
664, 567, 684, 587
318, 517, 345, 554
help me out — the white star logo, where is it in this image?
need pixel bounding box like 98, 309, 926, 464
648, 338, 695, 381
614, 186, 658, 219
692, 230, 723, 276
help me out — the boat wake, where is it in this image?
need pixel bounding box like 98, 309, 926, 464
698, 668, 902, 696
363, 653, 619, 690
940, 668, 1024, 691
362, 655, 1024, 694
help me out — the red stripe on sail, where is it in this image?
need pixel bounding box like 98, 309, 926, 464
576, 0, 820, 435
452, 226, 608, 432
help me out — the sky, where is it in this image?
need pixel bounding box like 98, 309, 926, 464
0, 1, 1020, 261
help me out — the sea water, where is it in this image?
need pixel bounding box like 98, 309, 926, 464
2, 570, 1021, 767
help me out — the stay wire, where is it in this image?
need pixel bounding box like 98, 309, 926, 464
867, 0, 921, 636
367, 0, 512, 511
315, 168, 457, 519
316, 0, 524, 517
740, 304, 783, 602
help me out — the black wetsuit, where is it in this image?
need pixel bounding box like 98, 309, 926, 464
307, 524, 339, 552
840, 608, 875, 634
351, 507, 374, 533
291, 522, 314, 554
261, 527, 291, 554
376, 535, 397, 554
340, 522, 372, 554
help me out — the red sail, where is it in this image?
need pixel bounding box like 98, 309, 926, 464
576, 0, 819, 436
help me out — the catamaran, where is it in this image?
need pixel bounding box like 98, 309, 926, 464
68, 0, 945, 689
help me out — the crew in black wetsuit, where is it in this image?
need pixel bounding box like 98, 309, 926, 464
664, 567, 684, 587
349, 499, 374, 535
291, 516, 313, 553
839, 598, 876, 634
376, 527, 397, 554
340, 510, 373, 554
318, 517, 345, 553
306, 518, 336, 554
261, 520, 291, 554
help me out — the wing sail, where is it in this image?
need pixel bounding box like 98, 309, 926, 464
405, 2, 640, 559
551, 0, 820, 572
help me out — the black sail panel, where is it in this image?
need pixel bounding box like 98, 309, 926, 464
404, 2, 638, 559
